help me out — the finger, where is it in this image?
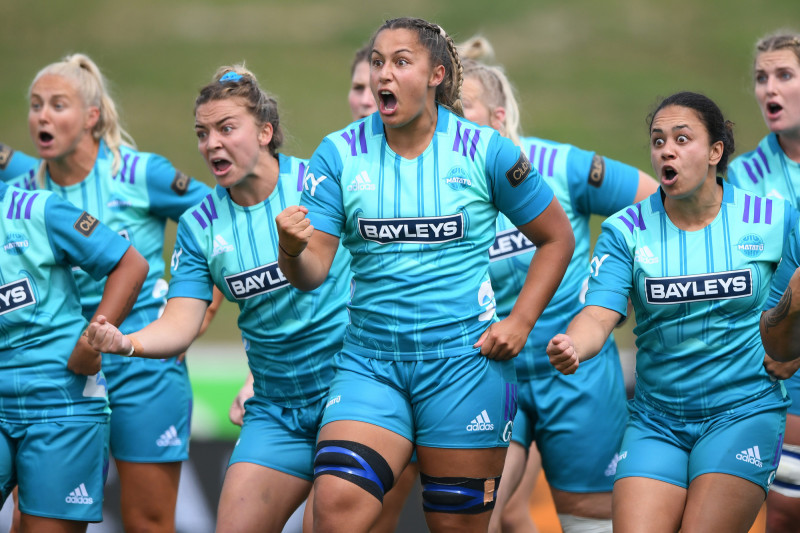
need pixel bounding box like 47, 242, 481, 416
473, 329, 488, 349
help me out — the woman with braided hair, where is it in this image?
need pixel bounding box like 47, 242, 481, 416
276, 16, 574, 533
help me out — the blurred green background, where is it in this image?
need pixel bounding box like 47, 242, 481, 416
2, 0, 797, 438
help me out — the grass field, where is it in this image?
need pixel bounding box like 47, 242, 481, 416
1, 0, 797, 435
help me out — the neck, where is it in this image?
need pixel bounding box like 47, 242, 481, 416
384, 102, 438, 159
777, 132, 800, 163
228, 151, 280, 207
663, 173, 723, 231
47, 138, 100, 186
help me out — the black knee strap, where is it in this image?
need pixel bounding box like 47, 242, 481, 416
313, 440, 394, 503
420, 473, 501, 514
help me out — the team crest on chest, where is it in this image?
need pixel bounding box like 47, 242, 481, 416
3, 232, 29, 255
736, 234, 765, 259
443, 166, 472, 191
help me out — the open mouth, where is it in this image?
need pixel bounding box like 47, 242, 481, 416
766, 102, 783, 116
39, 132, 54, 143
379, 90, 397, 113
662, 166, 677, 185
211, 158, 232, 174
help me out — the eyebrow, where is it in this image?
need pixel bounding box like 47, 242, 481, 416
195, 115, 236, 128
651, 124, 691, 134
372, 48, 414, 57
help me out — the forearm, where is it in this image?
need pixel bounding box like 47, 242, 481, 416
130, 298, 208, 358
761, 289, 800, 362
278, 230, 339, 292
92, 247, 148, 326
506, 233, 572, 332
565, 308, 617, 363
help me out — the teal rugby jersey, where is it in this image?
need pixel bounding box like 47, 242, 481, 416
729, 133, 800, 205
5, 142, 210, 333
728, 132, 800, 409
0, 182, 131, 422
301, 106, 554, 361
586, 180, 796, 417
489, 137, 640, 380
168, 155, 351, 407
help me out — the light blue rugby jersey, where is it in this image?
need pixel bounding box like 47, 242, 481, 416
586, 180, 796, 417
0, 182, 130, 422
301, 105, 554, 361
168, 154, 351, 407
4, 142, 210, 333
489, 137, 639, 380
728, 132, 800, 407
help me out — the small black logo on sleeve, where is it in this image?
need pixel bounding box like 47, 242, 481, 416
505, 152, 531, 188
74, 212, 100, 237
171, 170, 190, 196
588, 154, 605, 188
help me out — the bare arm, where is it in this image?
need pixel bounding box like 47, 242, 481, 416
229, 371, 255, 427
276, 205, 340, 291
632, 170, 659, 202
87, 296, 209, 358
68, 246, 149, 375
198, 286, 224, 337
760, 267, 800, 362
547, 305, 622, 375
476, 198, 575, 360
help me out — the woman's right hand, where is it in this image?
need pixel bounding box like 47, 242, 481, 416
86, 315, 132, 355
546, 333, 579, 375
275, 205, 314, 257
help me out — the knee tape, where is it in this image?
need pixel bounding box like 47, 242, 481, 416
772, 444, 800, 498
313, 440, 394, 502
557, 514, 612, 532
420, 473, 500, 514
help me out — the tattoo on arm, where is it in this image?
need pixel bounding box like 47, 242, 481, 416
764, 287, 792, 332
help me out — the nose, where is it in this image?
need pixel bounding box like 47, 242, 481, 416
764, 76, 775, 94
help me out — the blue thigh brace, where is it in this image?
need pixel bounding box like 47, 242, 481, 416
420, 473, 501, 514
313, 440, 394, 502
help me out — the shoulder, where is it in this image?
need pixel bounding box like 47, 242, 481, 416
178, 187, 223, 230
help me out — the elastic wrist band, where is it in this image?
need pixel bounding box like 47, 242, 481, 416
279, 243, 301, 258
125, 335, 144, 357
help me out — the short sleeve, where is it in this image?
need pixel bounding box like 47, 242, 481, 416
44, 195, 131, 280
300, 138, 346, 238
584, 221, 633, 316
486, 134, 554, 227
166, 221, 214, 302
145, 154, 211, 221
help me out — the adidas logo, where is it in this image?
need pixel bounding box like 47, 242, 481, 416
634, 246, 658, 264
156, 425, 182, 447
736, 446, 763, 468
212, 235, 234, 256
766, 189, 785, 201
604, 451, 627, 477
347, 171, 375, 192
466, 410, 494, 432
65, 483, 93, 505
